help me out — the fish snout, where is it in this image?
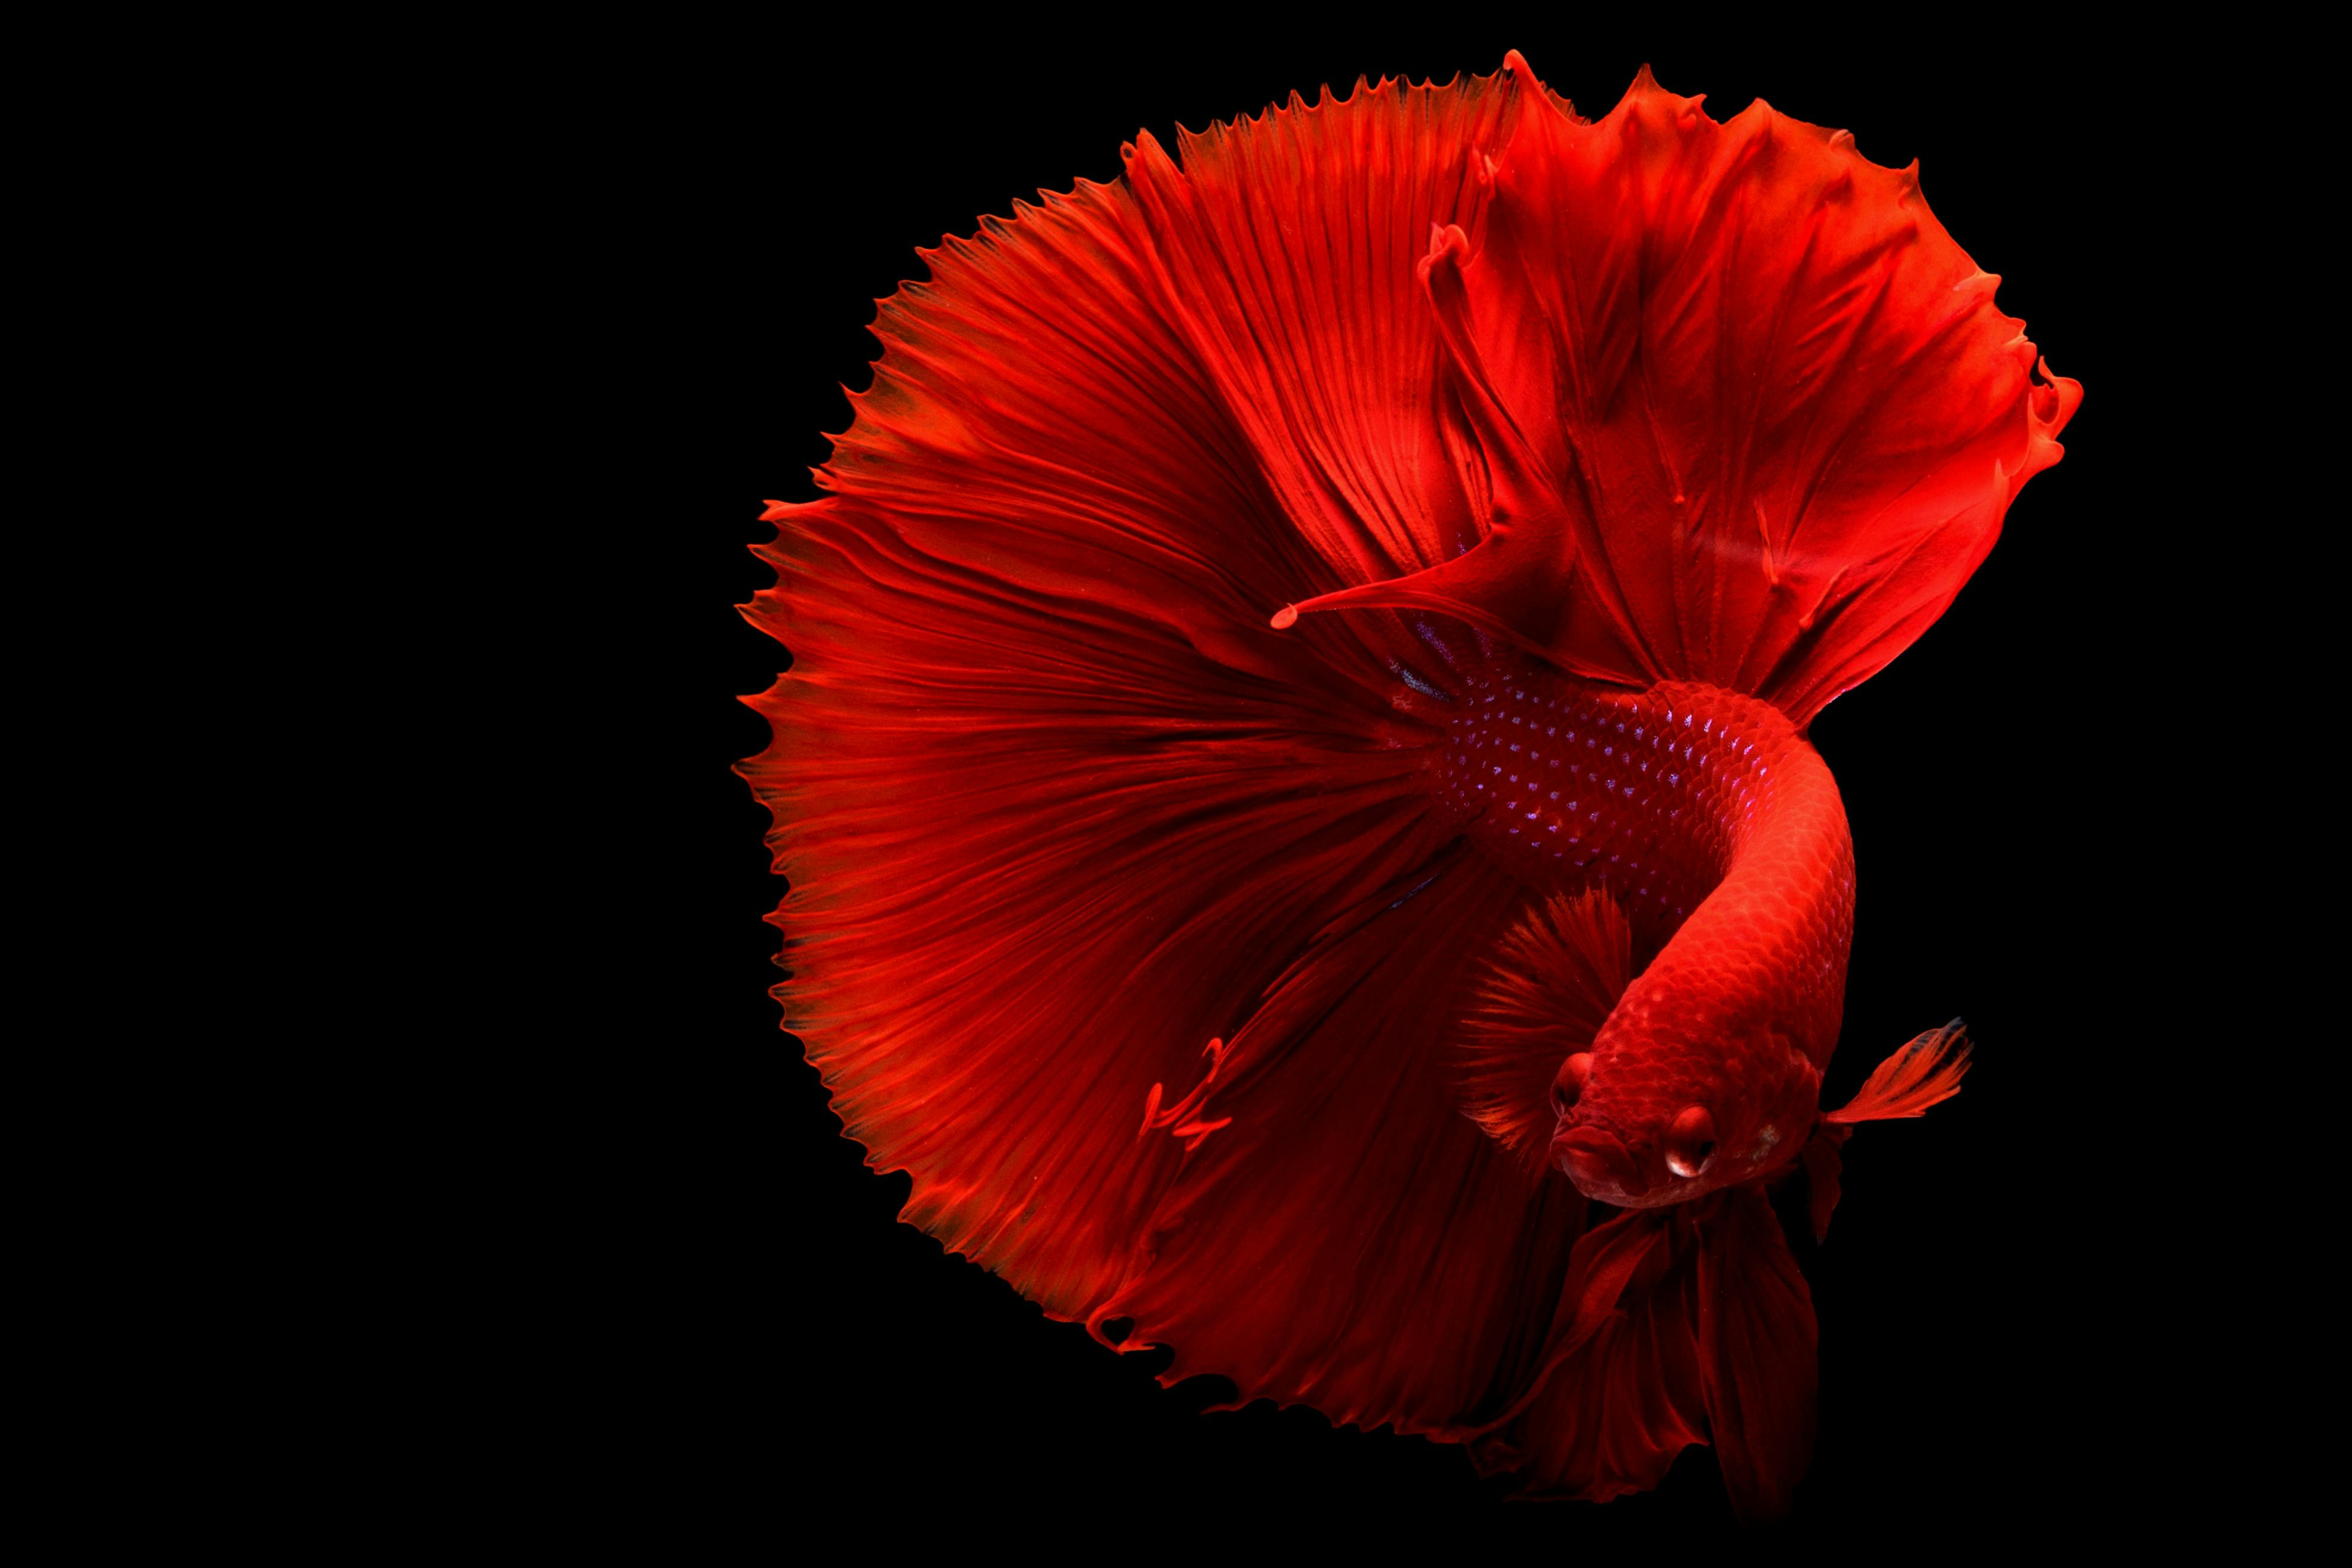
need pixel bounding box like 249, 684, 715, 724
1551, 1124, 1651, 1205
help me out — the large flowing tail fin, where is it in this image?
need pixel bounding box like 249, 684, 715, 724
1275, 56, 2081, 725
745, 65, 1602, 1449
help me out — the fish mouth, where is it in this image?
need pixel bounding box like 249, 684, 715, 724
1551, 1124, 1652, 1205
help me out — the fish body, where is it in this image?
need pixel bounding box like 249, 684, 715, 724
1425, 666, 1853, 1209
1392, 645, 1852, 1208
742, 52, 2077, 1517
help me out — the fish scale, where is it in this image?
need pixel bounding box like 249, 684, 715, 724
1425, 660, 1770, 932
1423, 655, 1856, 1205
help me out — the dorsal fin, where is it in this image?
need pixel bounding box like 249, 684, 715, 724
1454, 888, 1634, 1171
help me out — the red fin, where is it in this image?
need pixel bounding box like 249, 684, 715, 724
742, 160, 1467, 1318
1804, 1020, 1968, 1240
1692, 1185, 1821, 1521
1281, 66, 2081, 723
1454, 888, 1634, 1172
1472, 1206, 1706, 1503
1099, 855, 1593, 1439
1825, 1018, 1972, 1124
1123, 69, 1529, 595
1473, 1186, 1818, 1520
1800, 1124, 1852, 1244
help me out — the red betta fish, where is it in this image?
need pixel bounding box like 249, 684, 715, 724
741, 52, 2078, 1518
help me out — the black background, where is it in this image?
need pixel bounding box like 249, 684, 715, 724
589, 13, 2220, 1545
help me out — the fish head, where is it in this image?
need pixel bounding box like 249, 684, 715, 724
1547, 995, 1823, 1208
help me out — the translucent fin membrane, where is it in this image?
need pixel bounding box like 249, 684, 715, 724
1825, 1019, 1973, 1124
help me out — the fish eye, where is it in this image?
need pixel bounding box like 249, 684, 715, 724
1665, 1105, 1717, 1178
1549, 1052, 1593, 1117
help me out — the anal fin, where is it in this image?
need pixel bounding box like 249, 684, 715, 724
1468, 1183, 1819, 1521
